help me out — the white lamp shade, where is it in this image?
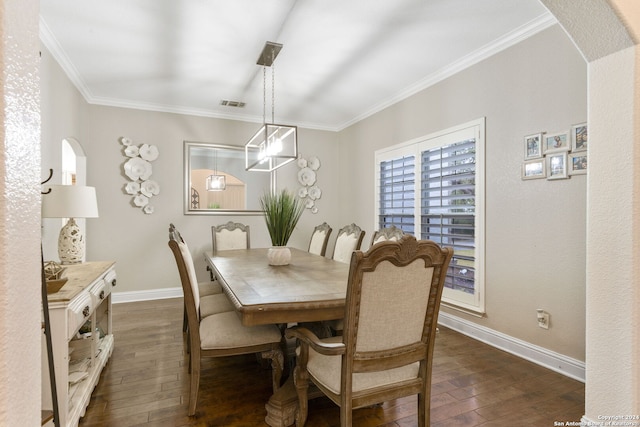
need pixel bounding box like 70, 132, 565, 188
42, 185, 99, 218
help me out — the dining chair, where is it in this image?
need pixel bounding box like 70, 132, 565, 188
170, 224, 231, 333
212, 221, 250, 252
168, 231, 284, 416
370, 225, 405, 247
286, 235, 453, 427
308, 222, 332, 257
331, 223, 365, 264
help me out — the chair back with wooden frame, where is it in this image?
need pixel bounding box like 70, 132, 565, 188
370, 225, 405, 247
286, 235, 453, 427
331, 223, 365, 263
308, 222, 332, 257
170, 223, 225, 332
212, 221, 250, 252
169, 229, 283, 416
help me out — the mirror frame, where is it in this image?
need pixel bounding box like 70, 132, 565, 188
183, 140, 274, 215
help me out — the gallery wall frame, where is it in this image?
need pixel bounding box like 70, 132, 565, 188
543, 131, 570, 154
524, 133, 543, 160
571, 123, 588, 152
522, 158, 546, 180
547, 152, 569, 180
569, 152, 588, 175
521, 124, 587, 181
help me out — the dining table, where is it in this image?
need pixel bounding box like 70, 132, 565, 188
204, 247, 351, 427
205, 247, 350, 326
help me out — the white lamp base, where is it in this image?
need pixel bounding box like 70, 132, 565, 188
58, 218, 85, 264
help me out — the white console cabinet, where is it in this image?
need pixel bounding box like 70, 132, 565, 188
42, 261, 116, 427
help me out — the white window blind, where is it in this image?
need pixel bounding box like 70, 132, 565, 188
378, 155, 415, 233
374, 119, 485, 313
421, 139, 476, 298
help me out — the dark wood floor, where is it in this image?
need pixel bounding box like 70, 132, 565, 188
78, 298, 584, 427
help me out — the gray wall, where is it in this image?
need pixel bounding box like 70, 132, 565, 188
337, 25, 587, 360
82, 105, 340, 294
41, 25, 587, 361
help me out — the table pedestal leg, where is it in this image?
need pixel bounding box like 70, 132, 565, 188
265, 377, 324, 427
265, 376, 298, 427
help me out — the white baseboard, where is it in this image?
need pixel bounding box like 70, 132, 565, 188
112, 287, 183, 304
438, 311, 585, 383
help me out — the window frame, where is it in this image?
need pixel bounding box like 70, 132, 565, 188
374, 118, 485, 314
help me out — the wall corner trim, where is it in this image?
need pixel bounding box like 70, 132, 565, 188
438, 311, 585, 383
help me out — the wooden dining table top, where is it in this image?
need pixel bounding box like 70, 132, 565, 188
204, 248, 350, 326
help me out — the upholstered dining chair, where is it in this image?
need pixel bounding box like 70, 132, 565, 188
370, 225, 405, 247
168, 229, 284, 416
170, 224, 231, 333
211, 221, 250, 252
286, 235, 453, 427
331, 223, 365, 264
308, 222, 332, 257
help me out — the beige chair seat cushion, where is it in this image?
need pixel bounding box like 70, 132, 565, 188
200, 311, 282, 350
307, 336, 419, 395
200, 293, 234, 318
198, 280, 223, 296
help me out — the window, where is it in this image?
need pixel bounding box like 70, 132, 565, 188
375, 119, 485, 313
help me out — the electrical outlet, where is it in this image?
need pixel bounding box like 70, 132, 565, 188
537, 309, 550, 329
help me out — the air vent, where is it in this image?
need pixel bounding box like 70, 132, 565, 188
220, 100, 246, 108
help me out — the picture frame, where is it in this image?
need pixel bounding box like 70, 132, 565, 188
543, 131, 570, 154
521, 158, 546, 180
568, 152, 588, 175
547, 152, 569, 180
524, 133, 543, 160
571, 123, 588, 152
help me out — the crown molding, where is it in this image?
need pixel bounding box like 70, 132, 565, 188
337, 12, 557, 131
40, 12, 557, 133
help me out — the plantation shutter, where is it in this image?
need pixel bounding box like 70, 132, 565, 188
421, 139, 476, 294
377, 155, 415, 233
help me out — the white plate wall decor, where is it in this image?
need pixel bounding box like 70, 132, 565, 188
297, 155, 322, 214
120, 136, 160, 214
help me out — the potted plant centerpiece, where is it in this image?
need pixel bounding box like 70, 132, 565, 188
260, 189, 305, 266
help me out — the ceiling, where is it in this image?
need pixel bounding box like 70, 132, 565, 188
39, 0, 554, 131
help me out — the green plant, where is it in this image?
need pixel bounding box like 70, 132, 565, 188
260, 189, 305, 246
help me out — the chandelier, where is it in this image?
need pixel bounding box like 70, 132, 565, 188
245, 41, 298, 172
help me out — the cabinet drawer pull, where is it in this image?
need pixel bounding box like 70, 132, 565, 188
111, 279, 116, 287
82, 306, 90, 317
99, 290, 105, 300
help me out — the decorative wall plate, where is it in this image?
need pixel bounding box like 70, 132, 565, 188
297, 158, 308, 168
125, 181, 140, 195
298, 187, 308, 198
308, 156, 321, 170
140, 180, 160, 196
120, 136, 160, 214
133, 194, 149, 207
139, 144, 159, 161
124, 157, 152, 181
124, 145, 140, 157
297, 167, 316, 186
308, 186, 322, 200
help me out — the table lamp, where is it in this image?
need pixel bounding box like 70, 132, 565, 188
42, 185, 99, 264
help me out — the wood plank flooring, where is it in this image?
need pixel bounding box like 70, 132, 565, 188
78, 298, 584, 426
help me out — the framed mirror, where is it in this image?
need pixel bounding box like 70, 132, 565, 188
184, 141, 272, 215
